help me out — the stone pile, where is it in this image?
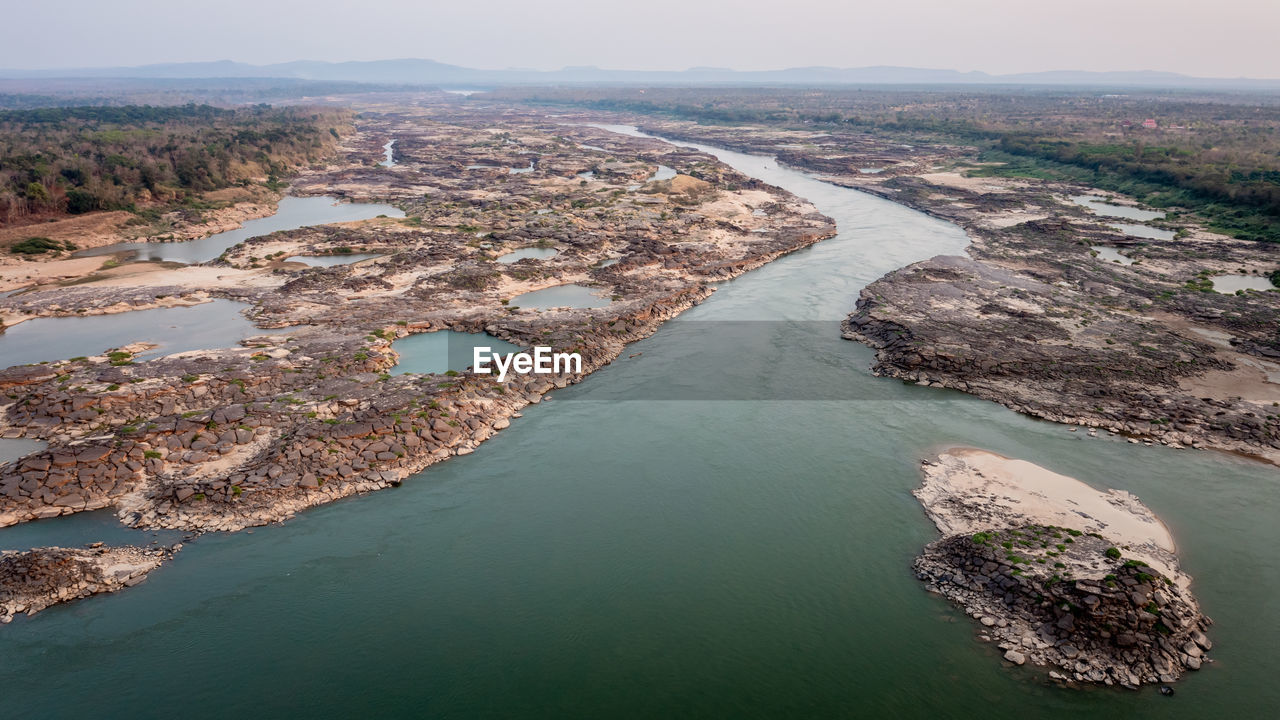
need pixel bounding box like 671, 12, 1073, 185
916, 526, 1212, 688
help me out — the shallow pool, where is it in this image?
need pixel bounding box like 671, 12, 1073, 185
0, 300, 279, 368
497, 248, 559, 264
75, 197, 403, 264
509, 284, 613, 310
1072, 195, 1165, 222
1213, 274, 1276, 294
391, 331, 524, 375
286, 253, 383, 267
1108, 222, 1175, 241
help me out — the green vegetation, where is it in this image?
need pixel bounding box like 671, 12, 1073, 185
9, 236, 75, 255
1, 104, 350, 225
1105, 547, 1123, 560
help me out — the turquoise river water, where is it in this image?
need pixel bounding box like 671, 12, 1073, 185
1, 131, 1277, 719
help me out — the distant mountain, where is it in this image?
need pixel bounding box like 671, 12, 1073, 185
2, 59, 1277, 89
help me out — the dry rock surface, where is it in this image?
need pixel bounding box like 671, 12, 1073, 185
0, 99, 834, 616
615, 118, 1280, 464
913, 448, 1211, 689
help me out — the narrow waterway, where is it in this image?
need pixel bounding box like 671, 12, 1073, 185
0, 299, 280, 367
75, 196, 403, 263
2, 130, 1278, 719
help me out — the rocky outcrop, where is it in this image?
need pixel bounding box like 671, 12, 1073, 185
844, 252, 1280, 461
593, 115, 1280, 464
912, 449, 1211, 688
917, 530, 1212, 688
1, 544, 175, 623
0, 106, 835, 537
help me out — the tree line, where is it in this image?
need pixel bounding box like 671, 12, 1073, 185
0, 104, 351, 224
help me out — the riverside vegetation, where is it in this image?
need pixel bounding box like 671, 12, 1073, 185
0, 104, 351, 226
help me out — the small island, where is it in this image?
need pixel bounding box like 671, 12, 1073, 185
1, 544, 175, 624
912, 448, 1212, 689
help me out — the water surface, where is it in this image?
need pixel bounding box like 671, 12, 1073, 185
287, 253, 383, 267
652, 164, 677, 181
1092, 246, 1134, 265
391, 331, 524, 375
0, 438, 47, 465
76, 197, 403, 264
1213, 274, 1275, 293
0, 510, 183, 551
1108, 222, 1175, 241
1073, 195, 1165, 222
497, 248, 558, 264
0, 299, 275, 367
2, 127, 1277, 720
510, 284, 612, 310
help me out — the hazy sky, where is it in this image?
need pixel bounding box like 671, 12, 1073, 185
4, 0, 1277, 78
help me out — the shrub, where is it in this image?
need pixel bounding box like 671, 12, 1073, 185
10, 237, 67, 255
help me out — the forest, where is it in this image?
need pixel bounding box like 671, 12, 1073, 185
0, 104, 351, 225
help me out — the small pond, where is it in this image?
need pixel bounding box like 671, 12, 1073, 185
651, 165, 677, 181
0, 508, 184, 551
0, 299, 280, 368
391, 330, 524, 375
509, 284, 613, 310
1091, 246, 1134, 265
1214, 274, 1276, 294
1072, 195, 1165, 222
497, 248, 558, 264
286, 253, 383, 267
75, 196, 403, 264
0, 438, 48, 466
1108, 222, 1175, 241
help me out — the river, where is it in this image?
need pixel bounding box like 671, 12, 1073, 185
2, 131, 1278, 719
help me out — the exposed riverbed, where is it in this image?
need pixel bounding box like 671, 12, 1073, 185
2, 130, 1277, 719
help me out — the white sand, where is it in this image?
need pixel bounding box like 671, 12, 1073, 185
916, 447, 1183, 583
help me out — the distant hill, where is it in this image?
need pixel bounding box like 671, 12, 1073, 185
2, 59, 1278, 90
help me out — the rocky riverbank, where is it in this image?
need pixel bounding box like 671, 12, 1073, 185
596, 115, 1280, 464
913, 448, 1211, 689
0, 185, 285, 294
0, 103, 833, 550
1, 543, 176, 623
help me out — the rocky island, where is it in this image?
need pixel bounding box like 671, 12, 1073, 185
913, 448, 1211, 689
1, 543, 175, 623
